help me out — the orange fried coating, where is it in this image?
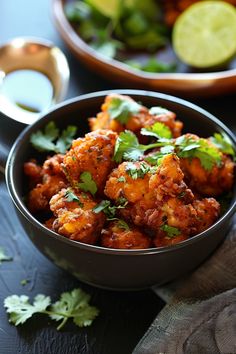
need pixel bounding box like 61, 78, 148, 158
105, 154, 220, 239
49, 188, 105, 244
89, 94, 182, 138
101, 221, 151, 249
63, 129, 117, 194
179, 135, 235, 196
24, 160, 43, 188
26, 154, 67, 213
154, 233, 188, 247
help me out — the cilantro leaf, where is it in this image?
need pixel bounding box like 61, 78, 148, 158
50, 289, 99, 330
176, 136, 222, 171
55, 126, 78, 154
93, 198, 128, 221
64, 190, 84, 208
160, 224, 181, 238
30, 122, 59, 152
30, 122, 77, 154
125, 162, 156, 179
0, 247, 12, 264
210, 132, 235, 157
78, 172, 97, 195
113, 130, 168, 163
4, 288, 99, 330
107, 97, 141, 124
141, 122, 172, 140
4, 294, 51, 326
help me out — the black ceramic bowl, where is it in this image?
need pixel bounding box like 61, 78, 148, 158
6, 90, 236, 290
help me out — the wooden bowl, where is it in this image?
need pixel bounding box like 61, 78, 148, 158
52, 0, 236, 98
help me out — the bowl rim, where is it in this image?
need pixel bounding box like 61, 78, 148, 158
52, 0, 236, 82
5, 89, 236, 256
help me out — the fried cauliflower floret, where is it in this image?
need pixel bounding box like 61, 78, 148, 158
63, 129, 117, 194
49, 188, 105, 244
105, 154, 193, 207
24, 160, 43, 188
101, 221, 151, 249
193, 198, 221, 233
105, 154, 220, 241
43, 154, 65, 176
89, 94, 183, 138
25, 154, 68, 213
179, 134, 235, 196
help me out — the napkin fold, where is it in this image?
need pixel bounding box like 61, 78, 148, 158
133, 217, 236, 354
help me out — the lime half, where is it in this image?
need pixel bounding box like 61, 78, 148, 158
172, 1, 236, 68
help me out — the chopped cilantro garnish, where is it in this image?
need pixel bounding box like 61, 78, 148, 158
113, 130, 165, 163
4, 288, 99, 330
107, 97, 141, 124
126, 162, 156, 179
30, 122, 77, 154
93, 198, 128, 221
160, 224, 181, 238
65, 190, 84, 208
176, 136, 222, 171
141, 122, 172, 140
0, 247, 12, 264
78, 172, 97, 196
210, 132, 235, 158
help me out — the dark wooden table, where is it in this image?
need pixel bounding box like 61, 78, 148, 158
0, 1, 235, 353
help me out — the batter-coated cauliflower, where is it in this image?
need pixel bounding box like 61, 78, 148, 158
49, 188, 105, 244
101, 221, 151, 249
63, 129, 117, 194
89, 94, 183, 138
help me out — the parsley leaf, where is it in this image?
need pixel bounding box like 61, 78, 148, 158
160, 224, 181, 238
0, 247, 12, 264
107, 97, 141, 124
30, 122, 77, 154
141, 122, 172, 140
4, 288, 99, 330
78, 172, 97, 195
210, 132, 235, 157
64, 190, 84, 208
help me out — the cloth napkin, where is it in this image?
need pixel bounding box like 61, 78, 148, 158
133, 217, 236, 354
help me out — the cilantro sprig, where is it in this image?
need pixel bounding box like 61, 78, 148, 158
30, 122, 77, 154
114, 127, 232, 171
4, 288, 99, 330
107, 96, 141, 124
114, 130, 165, 162
93, 198, 129, 229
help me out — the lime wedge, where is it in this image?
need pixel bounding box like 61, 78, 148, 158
172, 1, 236, 68
86, 0, 121, 19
